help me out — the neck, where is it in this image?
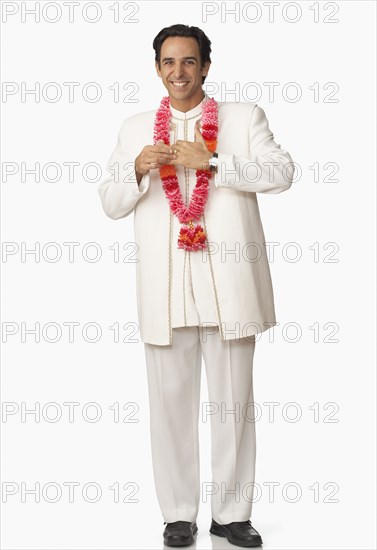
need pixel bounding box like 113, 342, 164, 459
169, 90, 205, 112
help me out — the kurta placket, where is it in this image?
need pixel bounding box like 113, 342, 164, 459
169, 98, 221, 336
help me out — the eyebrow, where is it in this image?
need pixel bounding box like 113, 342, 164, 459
161, 56, 198, 62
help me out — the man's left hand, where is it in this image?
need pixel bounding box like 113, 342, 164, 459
170, 120, 212, 171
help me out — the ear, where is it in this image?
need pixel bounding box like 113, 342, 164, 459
201, 61, 211, 79
155, 61, 162, 78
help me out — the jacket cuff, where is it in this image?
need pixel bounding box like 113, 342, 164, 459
133, 169, 150, 195
213, 153, 239, 188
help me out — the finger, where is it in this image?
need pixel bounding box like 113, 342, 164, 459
154, 140, 169, 151
154, 152, 178, 162
152, 144, 175, 154
147, 154, 177, 165
195, 121, 205, 142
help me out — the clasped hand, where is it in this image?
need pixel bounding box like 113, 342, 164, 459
169, 120, 212, 170
135, 120, 212, 181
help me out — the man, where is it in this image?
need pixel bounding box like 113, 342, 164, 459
98, 24, 294, 548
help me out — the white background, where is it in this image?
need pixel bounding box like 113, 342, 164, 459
1, 1, 376, 549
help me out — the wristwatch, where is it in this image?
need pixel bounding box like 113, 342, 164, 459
208, 151, 219, 173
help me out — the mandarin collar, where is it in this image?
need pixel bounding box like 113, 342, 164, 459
169, 91, 210, 119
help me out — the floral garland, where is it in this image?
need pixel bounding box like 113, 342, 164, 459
153, 95, 218, 251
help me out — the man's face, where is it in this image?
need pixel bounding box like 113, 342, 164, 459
155, 36, 210, 107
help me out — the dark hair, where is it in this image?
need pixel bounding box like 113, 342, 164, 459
153, 24, 212, 84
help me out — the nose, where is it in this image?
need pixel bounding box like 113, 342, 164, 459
172, 62, 184, 79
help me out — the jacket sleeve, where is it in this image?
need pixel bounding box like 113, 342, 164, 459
98, 118, 150, 220
214, 104, 294, 194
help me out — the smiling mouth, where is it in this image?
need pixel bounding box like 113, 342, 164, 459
170, 81, 190, 89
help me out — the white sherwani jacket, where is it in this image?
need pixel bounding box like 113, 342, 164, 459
98, 92, 294, 345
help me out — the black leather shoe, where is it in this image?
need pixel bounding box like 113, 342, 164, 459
163, 521, 198, 547
210, 519, 263, 547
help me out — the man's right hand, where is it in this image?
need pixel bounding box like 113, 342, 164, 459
135, 140, 177, 185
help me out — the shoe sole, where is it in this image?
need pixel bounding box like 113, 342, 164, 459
210, 525, 263, 547
164, 524, 198, 547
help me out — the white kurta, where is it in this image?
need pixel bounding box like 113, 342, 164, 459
98, 92, 294, 345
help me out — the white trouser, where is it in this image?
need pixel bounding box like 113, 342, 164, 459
144, 326, 257, 524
